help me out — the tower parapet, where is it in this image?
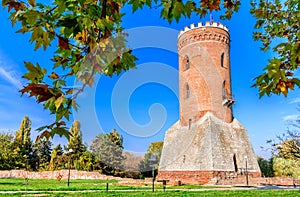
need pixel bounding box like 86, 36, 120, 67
179, 21, 229, 37
178, 22, 230, 51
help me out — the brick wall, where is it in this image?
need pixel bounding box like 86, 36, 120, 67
178, 24, 233, 125
157, 170, 215, 185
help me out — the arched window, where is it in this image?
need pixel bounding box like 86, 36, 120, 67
185, 56, 190, 70
221, 53, 224, 67
188, 119, 192, 129
186, 84, 190, 98
222, 81, 226, 100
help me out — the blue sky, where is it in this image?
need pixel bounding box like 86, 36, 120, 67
0, 2, 299, 158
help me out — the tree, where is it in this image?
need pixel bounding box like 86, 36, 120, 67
273, 157, 300, 178
269, 111, 300, 160
265, 108, 300, 178
13, 116, 33, 169
1, 0, 240, 140
139, 141, 163, 178
2, 0, 299, 139
90, 129, 125, 175
251, 0, 300, 97
276, 139, 300, 160
75, 150, 94, 171
0, 132, 15, 170
34, 139, 53, 170
257, 156, 274, 177
122, 152, 143, 178
49, 144, 65, 170
14, 116, 31, 148
67, 120, 86, 158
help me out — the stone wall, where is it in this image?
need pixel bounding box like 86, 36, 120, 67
158, 113, 261, 184
0, 170, 122, 180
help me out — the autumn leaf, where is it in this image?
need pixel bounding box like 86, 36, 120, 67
201, 0, 221, 12
36, 130, 52, 142
58, 37, 70, 50
7, 1, 25, 12
54, 94, 64, 110
56, 121, 66, 126
19, 84, 56, 103
28, 0, 36, 7
49, 72, 59, 79
66, 89, 74, 95
3, 0, 242, 142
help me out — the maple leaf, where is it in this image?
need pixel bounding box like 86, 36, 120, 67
28, 0, 35, 7
19, 84, 56, 103
58, 37, 70, 50
49, 72, 59, 79
66, 89, 74, 95
7, 1, 26, 12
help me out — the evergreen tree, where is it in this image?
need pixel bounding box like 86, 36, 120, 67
49, 144, 64, 170
67, 120, 86, 159
257, 156, 274, 177
91, 129, 125, 175
34, 139, 53, 170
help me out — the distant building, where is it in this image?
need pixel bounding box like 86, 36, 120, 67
157, 21, 261, 184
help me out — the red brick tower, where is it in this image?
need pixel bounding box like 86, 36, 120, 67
179, 21, 234, 127
158, 22, 261, 185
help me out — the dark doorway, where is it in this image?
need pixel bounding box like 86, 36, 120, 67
233, 154, 238, 172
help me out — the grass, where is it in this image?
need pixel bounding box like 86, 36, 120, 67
0, 178, 231, 191
0, 178, 121, 191
0, 178, 300, 196
1, 190, 300, 197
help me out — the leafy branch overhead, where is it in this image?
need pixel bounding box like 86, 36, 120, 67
1, 0, 240, 140
250, 0, 300, 97
3, 0, 299, 140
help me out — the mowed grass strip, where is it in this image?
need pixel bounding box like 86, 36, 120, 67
0, 178, 231, 191
1, 190, 300, 197
0, 178, 122, 191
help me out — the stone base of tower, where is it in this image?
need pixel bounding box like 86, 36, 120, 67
157, 112, 261, 185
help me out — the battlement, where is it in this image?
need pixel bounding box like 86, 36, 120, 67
179, 21, 229, 37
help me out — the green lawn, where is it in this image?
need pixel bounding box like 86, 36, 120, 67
1, 190, 300, 197
0, 178, 300, 196
0, 178, 230, 191
0, 178, 123, 191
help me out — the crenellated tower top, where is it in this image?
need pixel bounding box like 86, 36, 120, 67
178, 21, 229, 37
178, 21, 230, 51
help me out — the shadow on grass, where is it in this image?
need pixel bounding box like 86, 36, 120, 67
0, 182, 23, 186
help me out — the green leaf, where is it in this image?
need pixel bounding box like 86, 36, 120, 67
43, 96, 55, 110
255, 19, 264, 29
173, 2, 185, 22
51, 127, 70, 139
23, 62, 46, 83
293, 78, 300, 88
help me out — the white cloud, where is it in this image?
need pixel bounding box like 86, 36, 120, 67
289, 98, 300, 104
283, 114, 299, 121
0, 67, 22, 89
0, 53, 23, 89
